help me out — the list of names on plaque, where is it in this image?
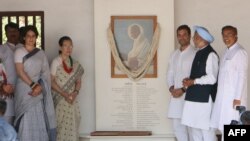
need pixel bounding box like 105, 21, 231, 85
136, 82, 160, 129
110, 82, 134, 130
109, 82, 160, 130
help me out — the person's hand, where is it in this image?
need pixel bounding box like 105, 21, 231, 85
65, 94, 73, 104
29, 84, 42, 97
169, 86, 184, 98
171, 88, 184, 98
128, 57, 139, 70
169, 86, 174, 93
3, 84, 14, 94
61, 92, 71, 104
233, 99, 241, 109
182, 78, 194, 88
63, 92, 76, 104
68, 91, 78, 103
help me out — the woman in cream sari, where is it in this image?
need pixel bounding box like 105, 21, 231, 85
51, 36, 84, 141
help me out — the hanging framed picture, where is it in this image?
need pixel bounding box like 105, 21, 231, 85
110, 16, 158, 79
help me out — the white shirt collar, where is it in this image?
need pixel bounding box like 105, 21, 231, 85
227, 42, 238, 50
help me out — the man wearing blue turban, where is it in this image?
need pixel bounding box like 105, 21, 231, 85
182, 26, 219, 141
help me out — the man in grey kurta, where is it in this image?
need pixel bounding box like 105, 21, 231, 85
0, 22, 22, 125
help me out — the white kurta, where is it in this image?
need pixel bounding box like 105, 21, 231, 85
181, 46, 219, 130
167, 45, 196, 118
210, 43, 248, 131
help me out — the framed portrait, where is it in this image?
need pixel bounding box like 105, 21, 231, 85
110, 16, 158, 78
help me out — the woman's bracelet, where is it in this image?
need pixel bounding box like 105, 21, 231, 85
30, 82, 37, 89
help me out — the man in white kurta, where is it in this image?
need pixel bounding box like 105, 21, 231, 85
182, 26, 219, 141
210, 26, 248, 137
167, 25, 196, 141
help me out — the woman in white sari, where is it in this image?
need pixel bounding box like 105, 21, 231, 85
14, 25, 56, 141
51, 36, 84, 141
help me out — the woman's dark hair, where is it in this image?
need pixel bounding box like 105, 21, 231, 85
59, 36, 72, 46
23, 25, 39, 37
19, 26, 26, 44
58, 36, 72, 54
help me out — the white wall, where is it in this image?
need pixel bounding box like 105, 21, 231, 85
175, 0, 250, 108
0, 0, 95, 134
94, 0, 174, 135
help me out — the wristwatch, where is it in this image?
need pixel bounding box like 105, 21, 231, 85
181, 87, 186, 93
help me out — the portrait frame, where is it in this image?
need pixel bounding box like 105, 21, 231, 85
111, 15, 158, 78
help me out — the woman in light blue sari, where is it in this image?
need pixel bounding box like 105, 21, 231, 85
14, 25, 56, 141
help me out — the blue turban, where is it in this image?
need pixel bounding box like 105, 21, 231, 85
194, 26, 214, 43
